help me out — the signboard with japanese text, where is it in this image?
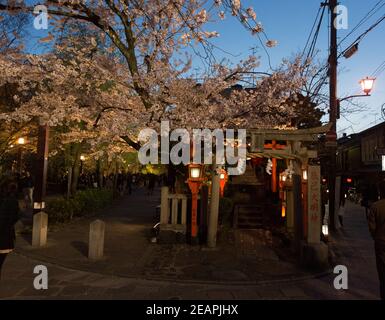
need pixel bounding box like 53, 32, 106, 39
307, 166, 321, 244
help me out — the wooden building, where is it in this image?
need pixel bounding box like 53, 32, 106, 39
337, 121, 385, 189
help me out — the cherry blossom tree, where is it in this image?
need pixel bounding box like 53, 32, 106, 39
0, 0, 321, 155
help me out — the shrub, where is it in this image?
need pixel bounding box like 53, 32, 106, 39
46, 188, 113, 224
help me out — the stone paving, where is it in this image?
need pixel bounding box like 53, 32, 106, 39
12, 188, 312, 284
0, 190, 382, 300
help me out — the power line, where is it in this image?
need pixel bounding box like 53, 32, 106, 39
308, 2, 385, 100
341, 13, 385, 58
338, 0, 385, 46
306, 4, 327, 61
372, 60, 385, 77
302, 6, 323, 58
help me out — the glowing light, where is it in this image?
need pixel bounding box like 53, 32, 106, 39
322, 225, 329, 237
190, 167, 201, 179
360, 77, 375, 95
302, 169, 308, 181
382, 155, 385, 171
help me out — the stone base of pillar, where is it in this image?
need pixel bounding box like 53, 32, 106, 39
300, 241, 329, 270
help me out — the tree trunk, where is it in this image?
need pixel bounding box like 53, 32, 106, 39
70, 144, 81, 195
67, 166, 72, 200
97, 159, 104, 188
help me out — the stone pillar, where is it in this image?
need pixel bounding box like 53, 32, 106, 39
32, 212, 48, 247
301, 165, 329, 270
207, 169, 220, 248
307, 166, 321, 244
88, 220, 105, 260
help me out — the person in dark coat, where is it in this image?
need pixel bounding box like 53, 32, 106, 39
0, 183, 20, 279
368, 181, 385, 300
362, 184, 379, 217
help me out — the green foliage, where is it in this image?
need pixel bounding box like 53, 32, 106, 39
46, 188, 113, 224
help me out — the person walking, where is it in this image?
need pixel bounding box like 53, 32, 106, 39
0, 183, 20, 279
338, 194, 346, 228
362, 184, 379, 218
368, 181, 385, 300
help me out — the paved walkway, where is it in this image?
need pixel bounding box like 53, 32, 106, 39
0, 192, 381, 299
13, 188, 312, 284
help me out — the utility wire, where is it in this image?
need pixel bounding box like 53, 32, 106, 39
302, 6, 323, 58
338, 0, 385, 46
372, 60, 385, 77
309, 2, 385, 109
341, 13, 385, 57
306, 4, 327, 61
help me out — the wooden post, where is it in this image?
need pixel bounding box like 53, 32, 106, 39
160, 186, 169, 224
171, 198, 178, 224
272, 140, 277, 193
181, 198, 187, 225
207, 169, 220, 248
32, 212, 48, 247
88, 220, 105, 260
200, 184, 209, 244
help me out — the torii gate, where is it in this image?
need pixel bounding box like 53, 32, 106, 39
247, 124, 331, 268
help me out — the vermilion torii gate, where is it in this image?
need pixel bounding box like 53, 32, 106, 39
159, 124, 331, 268
247, 124, 331, 268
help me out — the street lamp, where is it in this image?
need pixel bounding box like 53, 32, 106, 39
80, 155, 86, 174
187, 163, 205, 243
219, 169, 228, 197
17, 137, 26, 145
189, 165, 201, 179
360, 77, 375, 95
337, 77, 376, 119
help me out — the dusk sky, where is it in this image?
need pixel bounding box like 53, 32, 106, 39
207, 0, 385, 136
27, 0, 385, 136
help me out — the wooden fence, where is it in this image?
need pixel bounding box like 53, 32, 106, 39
160, 187, 188, 233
